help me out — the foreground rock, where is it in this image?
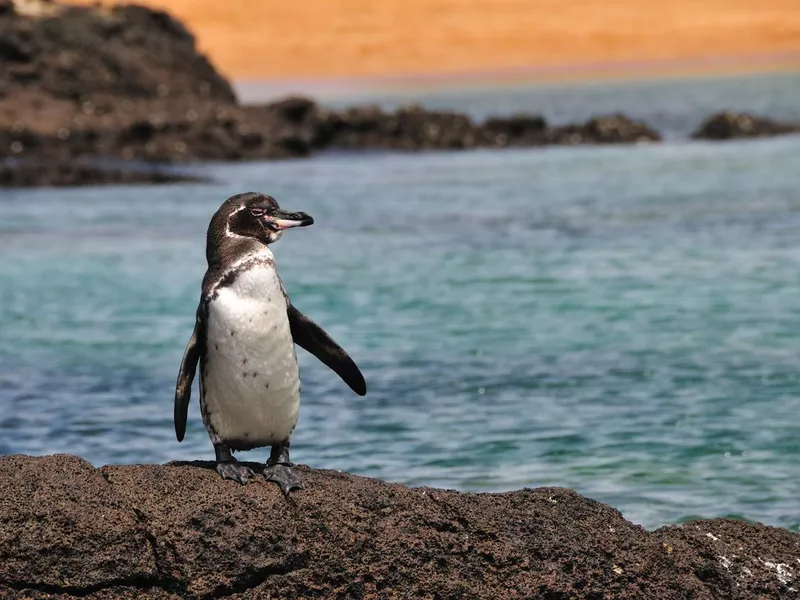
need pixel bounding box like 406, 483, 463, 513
1, 455, 798, 599
0, 160, 208, 187
692, 111, 800, 140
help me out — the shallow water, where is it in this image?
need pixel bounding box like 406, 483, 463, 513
2, 74, 800, 530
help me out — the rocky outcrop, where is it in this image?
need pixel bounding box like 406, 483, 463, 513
1, 454, 798, 599
479, 113, 662, 147
324, 104, 480, 150
0, 0, 235, 105
691, 111, 800, 140
316, 105, 660, 151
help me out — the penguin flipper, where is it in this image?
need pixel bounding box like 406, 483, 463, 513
287, 304, 367, 396
174, 305, 205, 441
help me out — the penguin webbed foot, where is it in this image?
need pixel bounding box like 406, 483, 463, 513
214, 443, 253, 485
263, 463, 304, 496
216, 460, 254, 484
264, 440, 303, 496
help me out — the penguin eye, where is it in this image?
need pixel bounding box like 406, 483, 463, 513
249, 208, 264, 217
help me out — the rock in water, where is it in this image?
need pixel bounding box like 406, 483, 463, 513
547, 114, 662, 145
478, 113, 548, 147
692, 111, 800, 140
1, 454, 798, 599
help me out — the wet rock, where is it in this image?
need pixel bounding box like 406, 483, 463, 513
0, 159, 209, 187
1, 454, 798, 599
691, 111, 800, 140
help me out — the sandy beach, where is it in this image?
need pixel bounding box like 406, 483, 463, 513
69, 0, 800, 82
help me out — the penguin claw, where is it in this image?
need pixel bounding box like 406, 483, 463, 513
216, 461, 254, 484
263, 463, 304, 496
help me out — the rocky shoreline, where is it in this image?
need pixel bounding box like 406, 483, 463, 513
1, 454, 799, 599
1, 1, 799, 189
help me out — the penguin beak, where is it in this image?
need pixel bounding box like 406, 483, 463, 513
264, 210, 314, 231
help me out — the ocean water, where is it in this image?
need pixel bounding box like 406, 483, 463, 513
2, 73, 800, 530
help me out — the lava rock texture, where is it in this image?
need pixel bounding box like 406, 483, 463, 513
1, 454, 799, 599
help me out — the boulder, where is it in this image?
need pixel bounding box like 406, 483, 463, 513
1, 454, 798, 599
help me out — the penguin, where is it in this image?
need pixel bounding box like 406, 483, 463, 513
174, 192, 367, 495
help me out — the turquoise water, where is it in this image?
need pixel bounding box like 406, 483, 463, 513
2, 75, 800, 530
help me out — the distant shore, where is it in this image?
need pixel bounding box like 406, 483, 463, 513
72, 0, 800, 81
3, 2, 799, 189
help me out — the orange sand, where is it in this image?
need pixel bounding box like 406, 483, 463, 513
72, 0, 800, 81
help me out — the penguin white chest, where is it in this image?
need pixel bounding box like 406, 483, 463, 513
202, 261, 300, 450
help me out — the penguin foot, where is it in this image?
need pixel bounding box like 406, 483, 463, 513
263, 463, 304, 496
216, 461, 254, 484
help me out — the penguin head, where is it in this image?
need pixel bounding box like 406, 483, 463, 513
213, 192, 314, 247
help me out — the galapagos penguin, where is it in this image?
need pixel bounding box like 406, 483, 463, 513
174, 192, 367, 494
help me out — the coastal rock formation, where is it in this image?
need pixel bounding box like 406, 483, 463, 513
479, 113, 661, 147
0, 1, 667, 187
691, 111, 800, 140
548, 114, 662, 144
478, 113, 548, 146
0, 0, 235, 105
326, 103, 479, 150
1, 454, 799, 599
3, 1, 792, 189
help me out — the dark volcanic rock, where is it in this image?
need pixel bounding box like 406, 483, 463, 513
546, 114, 662, 145
321, 107, 660, 152
691, 111, 800, 140
0, 0, 234, 104
0, 100, 313, 164
327, 103, 479, 150
473, 113, 661, 148
478, 113, 548, 147
242, 96, 334, 156
0, 159, 208, 187
0, 455, 157, 593
1, 455, 798, 599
